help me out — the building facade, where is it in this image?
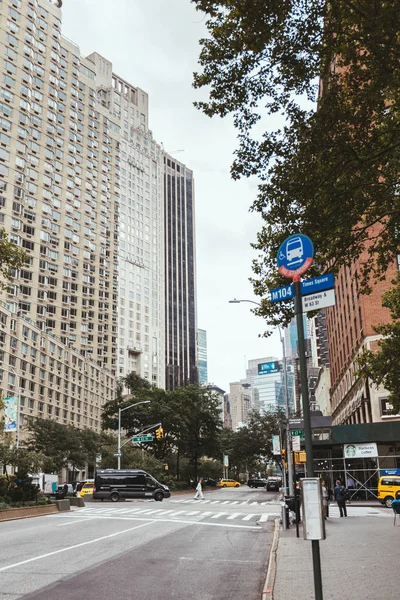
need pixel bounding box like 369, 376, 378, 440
87, 52, 165, 388
164, 156, 197, 390
228, 381, 252, 431
197, 328, 207, 384
0, 301, 115, 434
0, 0, 198, 436
326, 257, 400, 425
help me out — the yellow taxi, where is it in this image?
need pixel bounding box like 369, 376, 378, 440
217, 479, 241, 488
377, 476, 400, 507
78, 481, 94, 498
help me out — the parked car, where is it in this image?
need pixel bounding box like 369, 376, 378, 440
217, 479, 240, 488
266, 477, 282, 491
78, 481, 95, 498
247, 478, 267, 488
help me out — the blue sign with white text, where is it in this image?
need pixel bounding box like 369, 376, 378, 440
258, 361, 280, 376
301, 273, 335, 296
277, 234, 314, 279
270, 274, 335, 303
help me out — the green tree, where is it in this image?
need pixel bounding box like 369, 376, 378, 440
27, 418, 102, 474
193, 0, 400, 327
357, 273, 400, 414
175, 384, 222, 481
0, 229, 26, 286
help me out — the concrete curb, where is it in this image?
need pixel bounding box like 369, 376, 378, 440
262, 518, 280, 600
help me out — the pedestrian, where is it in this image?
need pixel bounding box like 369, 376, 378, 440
334, 479, 347, 517
63, 482, 69, 497
194, 478, 204, 500
321, 480, 329, 518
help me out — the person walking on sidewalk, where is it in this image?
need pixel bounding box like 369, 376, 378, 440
334, 479, 347, 517
194, 478, 204, 500
322, 481, 330, 518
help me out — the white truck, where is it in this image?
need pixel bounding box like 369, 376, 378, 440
31, 473, 59, 495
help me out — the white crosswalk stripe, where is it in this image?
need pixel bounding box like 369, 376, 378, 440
242, 514, 256, 521
258, 513, 270, 522
227, 513, 241, 520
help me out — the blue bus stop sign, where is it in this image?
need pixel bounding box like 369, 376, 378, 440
277, 234, 314, 279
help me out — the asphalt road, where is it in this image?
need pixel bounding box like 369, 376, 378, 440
0, 488, 279, 600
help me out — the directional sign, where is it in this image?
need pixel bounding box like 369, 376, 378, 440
301, 273, 334, 296
277, 234, 314, 279
132, 435, 154, 443
270, 274, 334, 303
303, 289, 336, 312
290, 429, 305, 440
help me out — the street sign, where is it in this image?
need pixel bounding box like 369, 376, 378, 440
132, 435, 154, 443
277, 234, 314, 279
258, 361, 280, 375
270, 274, 334, 303
301, 273, 334, 296
290, 429, 305, 440
114, 452, 121, 457
270, 284, 294, 303
292, 435, 301, 452
303, 289, 336, 312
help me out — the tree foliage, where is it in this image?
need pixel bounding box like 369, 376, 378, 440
193, 0, 400, 328
27, 418, 103, 473
357, 273, 400, 414
0, 229, 26, 286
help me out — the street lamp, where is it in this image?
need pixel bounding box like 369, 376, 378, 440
229, 298, 294, 495
117, 400, 150, 470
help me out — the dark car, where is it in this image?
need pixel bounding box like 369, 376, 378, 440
247, 478, 267, 488
266, 477, 282, 491
93, 469, 171, 502
202, 478, 217, 487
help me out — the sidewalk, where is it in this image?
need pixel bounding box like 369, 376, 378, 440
272, 513, 400, 599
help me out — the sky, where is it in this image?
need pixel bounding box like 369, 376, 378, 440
61, 0, 282, 391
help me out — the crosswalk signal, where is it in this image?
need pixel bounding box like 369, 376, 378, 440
156, 427, 164, 439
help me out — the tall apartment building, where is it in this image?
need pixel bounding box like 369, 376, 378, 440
0, 0, 119, 372
164, 156, 197, 390
0, 0, 118, 432
87, 52, 165, 388
326, 257, 400, 425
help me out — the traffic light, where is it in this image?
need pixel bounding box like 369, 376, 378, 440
281, 449, 286, 461
156, 427, 164, 439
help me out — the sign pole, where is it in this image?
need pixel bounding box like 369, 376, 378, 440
294, 278, 323, 600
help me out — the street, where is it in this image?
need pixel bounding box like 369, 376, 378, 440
0, 488, 278, 600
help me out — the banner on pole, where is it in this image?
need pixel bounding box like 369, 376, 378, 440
272, 435, 281, 455
4, 396, 17, 432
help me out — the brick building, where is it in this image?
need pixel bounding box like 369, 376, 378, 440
326, 251, 400, 425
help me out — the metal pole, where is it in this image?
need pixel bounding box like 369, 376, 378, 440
294, 279, 323, 600
279, 326, 294, 496
117, 407, 122, 470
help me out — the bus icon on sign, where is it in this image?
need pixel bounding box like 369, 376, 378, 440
286, 236, 304, 265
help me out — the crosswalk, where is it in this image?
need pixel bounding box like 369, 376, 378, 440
170, 498, 275, 506
65, 505, 280, 525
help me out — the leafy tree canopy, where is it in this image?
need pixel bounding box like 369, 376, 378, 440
357, 273, 400, 414
193, 0, 400, 328
0, 229, 26, 286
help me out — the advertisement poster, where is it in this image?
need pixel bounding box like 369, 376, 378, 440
4, 396, 17, 432
272, 435, 281, 455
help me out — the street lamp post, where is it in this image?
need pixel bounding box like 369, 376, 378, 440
117, 400, 150, 470
229, 298, 294, 495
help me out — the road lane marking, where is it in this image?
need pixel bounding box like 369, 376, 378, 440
243, 514, 256, 521
0, 522, 152, 573
227, 513, 241, 520
258, 514, 270, 522
231, 501, 239, 504
211, 512, 225, 519
46, 513, 260, 530
57, 517, 97, 527
221, 501, 231, 504
184, 511, 200, 516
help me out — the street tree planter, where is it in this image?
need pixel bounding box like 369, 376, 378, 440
0, 504, 59, 522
